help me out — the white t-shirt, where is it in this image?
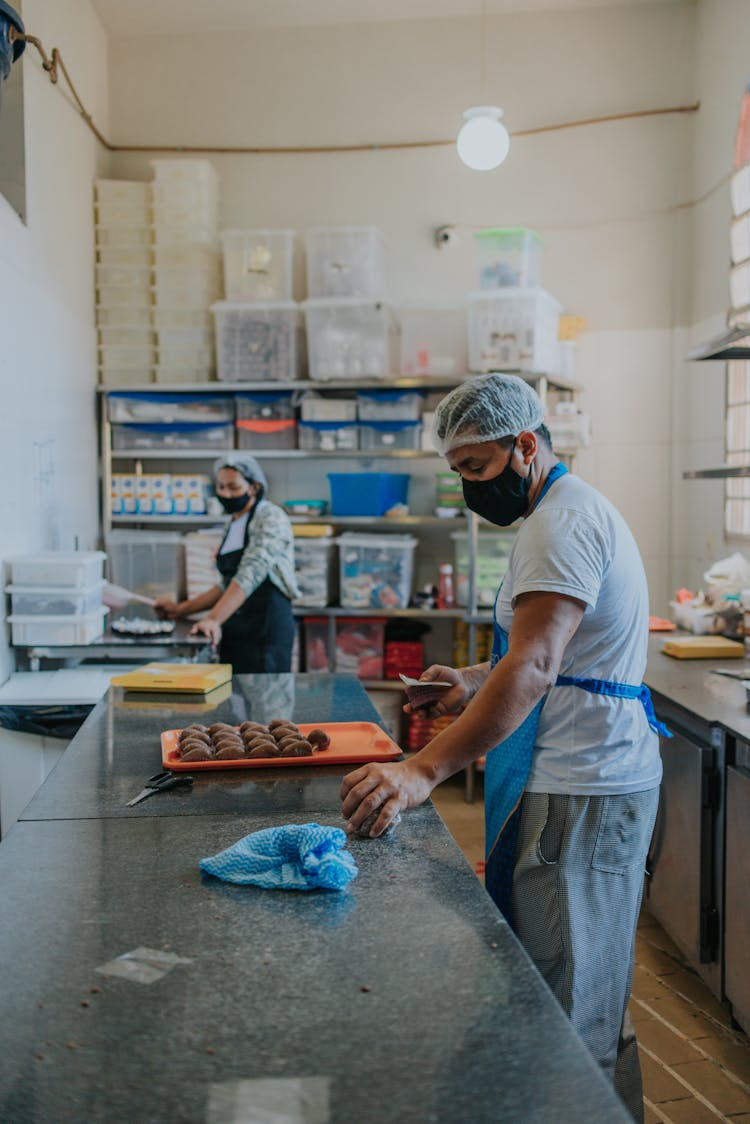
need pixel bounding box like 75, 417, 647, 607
219, 512, 250, 556
494, 472, 662, 796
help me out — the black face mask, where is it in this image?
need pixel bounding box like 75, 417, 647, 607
461, 441, 532, 526
217, 492, 252, 515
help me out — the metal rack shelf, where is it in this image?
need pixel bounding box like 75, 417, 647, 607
109, 514, 467, 528
110, 448, 442, 460
98, 371, 582, 394
682, 466, 750, 479
291, 607, 466, 620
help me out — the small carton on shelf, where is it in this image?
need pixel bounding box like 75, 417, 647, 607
172, 475, 208, 515
120, 474, 138, 515
150, 474, 173, 515
111, 476, 123, 516
136, 475, 154, 515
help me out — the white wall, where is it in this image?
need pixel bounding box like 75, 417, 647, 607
669, 0, 750, 596
106, 3, 695, 614
0, 0, 110, 680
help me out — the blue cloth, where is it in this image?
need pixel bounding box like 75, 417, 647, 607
483, 462, 671, 925
199, 823, 358, 891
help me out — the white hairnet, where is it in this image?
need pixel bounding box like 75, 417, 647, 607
212, 454, 268, 493
431, 373, 546, 456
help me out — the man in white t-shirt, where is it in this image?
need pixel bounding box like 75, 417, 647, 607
341, 374, 662, 1123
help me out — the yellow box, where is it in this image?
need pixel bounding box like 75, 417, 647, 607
662, 636, 745, 659
558, 315, 587, 341
111, 662, 233, 693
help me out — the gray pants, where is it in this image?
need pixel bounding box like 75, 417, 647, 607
512, 788, 660, 1123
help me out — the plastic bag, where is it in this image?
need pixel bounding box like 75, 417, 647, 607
702, 553, 750, 602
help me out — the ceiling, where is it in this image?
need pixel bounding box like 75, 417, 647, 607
91, 0, 689, 37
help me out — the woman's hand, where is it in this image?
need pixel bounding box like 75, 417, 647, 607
340, 760, 435, 838
403, 664, 471, 718
153, 598, 182, 620
189, 617, 222, 648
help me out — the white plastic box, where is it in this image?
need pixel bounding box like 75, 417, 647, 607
304, 298, 393, 380
95, 179, 151, 217
236, 392, 295, 421
467, 288, 561, 373
107, 531, 185, 602
95, 225, 151, 249
293, 537, 338, 607
100, 346, 155, 374
298, 420, 358, 451
152, 268, 221, 307
338, 533, 417, 610
7, 552, 106, 589
306, 227, 384, 298
356, 390, 423, 421
97, 246, 152, 268
221, 230, 294, 301
399, 302, 468, 377
151, 159, 219, 190
152, 307, 212, 332
97, 306, 152, 329
7, 609, 109, 647
99, 328, 154, 349
111, 422, 232, 450
475, 228, 542, 289
300, 394, 357, 422
452, 531, 515, 607
96, 264, 152, 291
359, 420, 421, 451
212, 301, 299, 381
5, 583, 104, 616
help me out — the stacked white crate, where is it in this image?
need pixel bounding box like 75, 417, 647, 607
184, 530, 224, 600
95, 181, 154, 385
151, 160, 221, 382
5, 552, 108, 645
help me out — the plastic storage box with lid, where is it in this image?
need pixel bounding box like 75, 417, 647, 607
221, 230, 294, 301
359, 420, 421, 452
356, 390, 423, 421
99, 328, 154, 350
212, 300, 299, 381
96, 246, 151, 269
328, 472, 409, 516
237, 418, 297, 450
475, 228, 542, 289
7, 608, 109, 647
7, 552, 106, 589
334, 618, 385, 678
399, 302, 468, 377
304, 298, 393, 380
151, 158, 219, 189
298, 420, 358, 452
95, 225, 151, 250
97, 306, 152, 329
452, 531, 515, 607
95, 180, 151, 224
338, 533, 417, 609
6, 583, 104, 617
107, 531, 185, 602
99, 345, 154, 375
306, 226, 384, 298
154, 350, 215, 383
153, 269, 221, 308
236, 391, 294, 421
111, 421, 232, 450
300, 394, 357, 422
467, 288, 561, 373
293, 537, 338, 607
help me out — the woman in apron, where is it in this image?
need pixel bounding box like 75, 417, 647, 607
154, 456, 299, 673
340, 374, 664, 1123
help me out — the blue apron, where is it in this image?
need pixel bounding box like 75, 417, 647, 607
483, 462, 671, 924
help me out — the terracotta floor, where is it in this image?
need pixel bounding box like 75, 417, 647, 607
431, 773, 750, 1123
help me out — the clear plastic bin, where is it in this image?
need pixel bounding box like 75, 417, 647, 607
546, 410, 591, 449
306, 226, 384, 298
96, 264, 152, 290
236, 392, 295, 421
298, 420, 358, 451
7, 609, 109, 647
212, 300, 299, 381
300, 394, 357, 422
6, 582, 104, 616
152, 201, 218, 230
99, 327, 154, 349
467, 288, 561, 373
328, 473, 409, 516
356, 389, 424, 421
111, 422, 232, 450
150, 158, 219, 189
303, 615, 332, 673
452, 531, 515, 607
294, 538, 338, 607
107, 530, 185, 602
304, 298, 392, 380
221, 229, 294, 301
96, 306, 152, 329
152, 268, 221, 307
334, 618, 386, 678
399, 302, 468, 377
236, 419, 297, 450
7, 551, 106, 589
475, 227, 542, 289
99, 345, 155, 373
108, 392, 233, 424
338, 533, 417, 610
95, 225, 151, 249
359, 420, 422, 451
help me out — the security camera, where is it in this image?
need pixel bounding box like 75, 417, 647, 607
434, 225, 457, 249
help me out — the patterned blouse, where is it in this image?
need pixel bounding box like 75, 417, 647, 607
217, 499, 300, 601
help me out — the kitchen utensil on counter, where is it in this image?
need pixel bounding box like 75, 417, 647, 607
126, 770, 194, 806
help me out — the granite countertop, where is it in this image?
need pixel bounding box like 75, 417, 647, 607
645, 634, 750, 741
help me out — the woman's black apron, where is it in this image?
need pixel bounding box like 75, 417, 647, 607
215, 510, 295, 673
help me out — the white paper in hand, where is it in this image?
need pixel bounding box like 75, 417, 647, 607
399, 673, 452, 709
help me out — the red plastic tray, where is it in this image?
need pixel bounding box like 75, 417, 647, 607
162, 721, 402, 772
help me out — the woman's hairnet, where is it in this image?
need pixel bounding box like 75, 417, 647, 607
431, 373, 546, 456
212, 454, 268, 493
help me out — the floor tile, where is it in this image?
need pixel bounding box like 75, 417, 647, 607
691, 1033, 750, 1083
657, 1096, 728, 1122
664, 969, 734, 1027
640, 1051, 692, 1104
637, 1020, 705, 1066
638, 994, 723, 1041
668, 1059, 750, 1115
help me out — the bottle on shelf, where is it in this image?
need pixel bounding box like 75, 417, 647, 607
436, 562, 455, 610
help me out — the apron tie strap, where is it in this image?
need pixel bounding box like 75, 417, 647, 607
555, 675, 672, 738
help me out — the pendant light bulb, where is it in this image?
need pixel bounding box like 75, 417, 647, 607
457, 106, 510, 171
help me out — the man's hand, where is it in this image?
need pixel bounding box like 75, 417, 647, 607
402, 664, 471, 718
189, 617, 222, 647
340, 760, 435, 838
153, 598, 182, 620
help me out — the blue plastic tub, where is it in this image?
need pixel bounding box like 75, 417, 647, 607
328, 472, 409, 516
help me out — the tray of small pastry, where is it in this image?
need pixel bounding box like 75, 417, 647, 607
162, 718, 402, 771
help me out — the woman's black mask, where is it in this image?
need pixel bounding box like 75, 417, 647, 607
461, 440, 531, 526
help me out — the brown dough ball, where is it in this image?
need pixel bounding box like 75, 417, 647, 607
280, 739, 313, 757
180, 745, 211, 762
208, 723, 235, 736
307, 728, 331, 750
179, 730, 211, 747
214, 743, 245, 760
184, 723, 208, 734
179, 737, 211, 757
278, 733, 304, 749
245, 736, 277, 754
212, 738, 243, 752
248, 742, 280, 758
239, 721, 268, 735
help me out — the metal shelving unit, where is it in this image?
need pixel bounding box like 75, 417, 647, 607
683, 467, 750, 479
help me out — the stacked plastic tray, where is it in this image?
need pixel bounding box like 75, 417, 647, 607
5, 551, 108, 645
213, 229, 299, 382
95, 180, 154, 385
151, 160, 221, 382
